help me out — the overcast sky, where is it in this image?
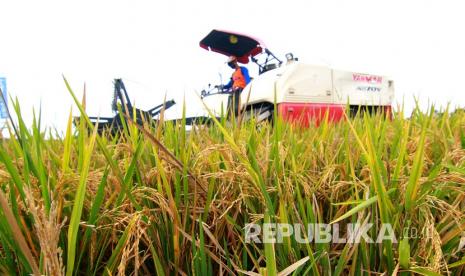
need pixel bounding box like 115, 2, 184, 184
0, 0, 464, 132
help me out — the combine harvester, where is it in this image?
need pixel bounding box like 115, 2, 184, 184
79, 30, 394, 133
199, 29, 395, 126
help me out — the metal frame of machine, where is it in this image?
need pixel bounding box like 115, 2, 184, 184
75, 79, 175, 133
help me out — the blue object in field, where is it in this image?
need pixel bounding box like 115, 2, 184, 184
0, 78, 7, 119
241, 67, 251, 84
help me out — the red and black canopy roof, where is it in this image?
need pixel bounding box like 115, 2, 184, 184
199, 29, 264, 64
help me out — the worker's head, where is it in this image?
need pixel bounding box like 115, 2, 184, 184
227, 56, 238, 69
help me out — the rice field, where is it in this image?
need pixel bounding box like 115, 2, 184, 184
1, 81, 465, 275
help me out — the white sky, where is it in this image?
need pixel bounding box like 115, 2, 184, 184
1, 0, 464, 132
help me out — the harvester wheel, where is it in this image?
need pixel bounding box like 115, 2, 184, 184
242, 104, 274, 124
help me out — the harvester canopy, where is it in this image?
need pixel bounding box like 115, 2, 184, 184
199, 29, 264, 64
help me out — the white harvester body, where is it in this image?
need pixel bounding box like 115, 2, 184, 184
199, 30, 394, 125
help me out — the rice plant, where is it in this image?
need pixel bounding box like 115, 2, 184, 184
0, 81, 464, 275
